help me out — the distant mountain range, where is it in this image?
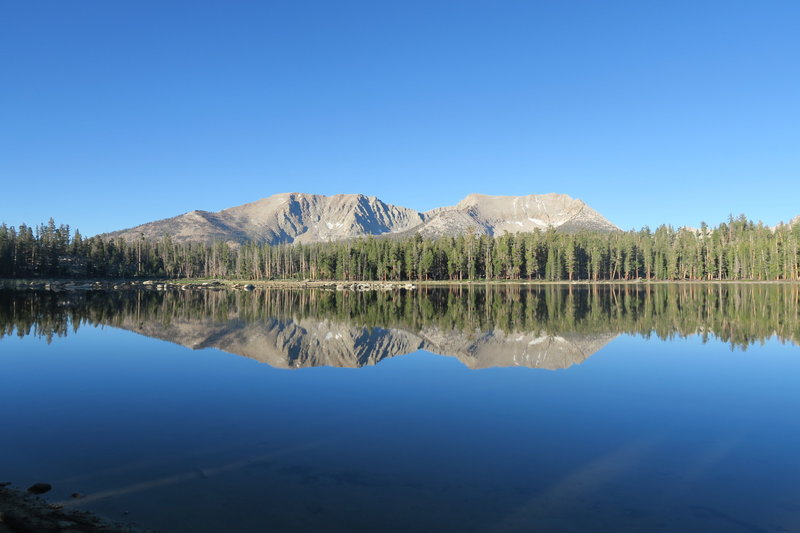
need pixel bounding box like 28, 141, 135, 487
104, 192, 620, 245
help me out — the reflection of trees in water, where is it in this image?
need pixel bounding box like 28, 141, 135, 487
1, 284, 799, 350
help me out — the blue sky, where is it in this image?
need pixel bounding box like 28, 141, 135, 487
1, 1, 798, 235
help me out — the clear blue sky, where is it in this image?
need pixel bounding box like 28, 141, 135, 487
1, 1, 798, 235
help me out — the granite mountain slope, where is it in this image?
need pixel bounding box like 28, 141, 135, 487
410, 193, 619, 239
105, 192, 619, 244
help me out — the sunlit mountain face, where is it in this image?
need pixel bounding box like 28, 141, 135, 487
102, 192, 619, 245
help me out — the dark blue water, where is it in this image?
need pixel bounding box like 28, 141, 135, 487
1, 286, 799, 532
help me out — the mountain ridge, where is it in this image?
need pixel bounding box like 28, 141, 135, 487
104, 192, 620, 245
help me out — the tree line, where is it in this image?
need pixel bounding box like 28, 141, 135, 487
1, 215, 799, 281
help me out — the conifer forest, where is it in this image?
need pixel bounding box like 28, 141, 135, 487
1, 215, 799, 282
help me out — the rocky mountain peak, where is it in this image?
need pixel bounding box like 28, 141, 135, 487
410, 192, 618, 239
103, 191, 619, 244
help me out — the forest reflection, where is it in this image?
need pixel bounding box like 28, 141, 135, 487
2, 283, 798, 369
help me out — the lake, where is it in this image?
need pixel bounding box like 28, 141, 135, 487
1, 284, 799, 532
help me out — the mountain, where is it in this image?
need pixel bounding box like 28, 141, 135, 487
105, 193, 423, 245
104, 192, 619, 245
411, 193, 619, 238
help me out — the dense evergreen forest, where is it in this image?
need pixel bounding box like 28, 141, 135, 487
2, 284, 798, 350
1, 215, 799, 281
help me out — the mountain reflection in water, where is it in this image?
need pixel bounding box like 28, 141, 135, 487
2, 283, 798, 369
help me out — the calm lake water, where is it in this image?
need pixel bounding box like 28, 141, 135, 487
1, 284, 799, 532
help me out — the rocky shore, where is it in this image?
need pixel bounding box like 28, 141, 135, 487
0, 484, 149, 533
0, 279, 417, 292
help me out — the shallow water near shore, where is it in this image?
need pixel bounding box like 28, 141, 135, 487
1, 284, 799, 532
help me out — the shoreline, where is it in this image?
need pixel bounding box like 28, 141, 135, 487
0, 484, 149, 533
1, 277, 799, 293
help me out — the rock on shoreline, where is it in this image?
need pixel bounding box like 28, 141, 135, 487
0, 485, 149, 532
0, 279, 417, 292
